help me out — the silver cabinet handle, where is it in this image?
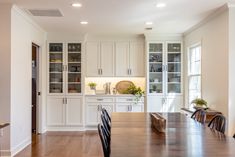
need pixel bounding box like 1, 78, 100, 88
98, 69, 100, 75
130, 105, 132, 111
126, 99, 133, 101
127, 105, 130, 111
97, 105, 100, 111
130, 69, 132, 75
62, 98, 64, 104
65, 98, 67, 104
97, 99, 104, 101
100, 69, 102, 75
127, 69, 129, 75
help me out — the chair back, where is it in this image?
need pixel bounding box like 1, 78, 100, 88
191, 109, 206, 124
102, 108, 111, 123
98, 124, 110, 157
208, 114, 226, 134
101, 114, 111, 139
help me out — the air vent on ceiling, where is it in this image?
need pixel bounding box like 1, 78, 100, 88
28, 9, 63, 17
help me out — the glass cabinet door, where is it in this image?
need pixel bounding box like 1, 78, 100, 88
167, 43, 181, 93
49, 43, 63, 94
148, 43, 163, 94
67, 43, 82, 94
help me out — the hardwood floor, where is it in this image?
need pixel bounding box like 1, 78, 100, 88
15, 131, 103, 157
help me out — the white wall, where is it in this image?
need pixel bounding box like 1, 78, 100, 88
228, 6, 235, 136
0, 3, 12, 156
184, 10, 229, 116
10, 6, 47, 155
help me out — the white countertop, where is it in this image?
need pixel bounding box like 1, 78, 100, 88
85, 94, 137, 97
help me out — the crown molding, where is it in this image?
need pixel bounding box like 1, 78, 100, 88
183, 4, 228, 36
12, 5, 46, 34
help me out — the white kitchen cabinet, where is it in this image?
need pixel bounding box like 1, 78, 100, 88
115, 42, 144, 77
147, 41, 183, 112
47, 97, 64, 126
165, 96, 183, 112
86, 42, 114, 76
115, 96, 144, 112
48, 42, 82, 95
86, 104, 99, 125
47, 96, 83, 126
147, 95, 165, 112
115, 42, 130, 76
86, 96, 115, 125
129, 42, 145, 76
100, 42, 114, 76
66, 97, 83, 125
86, 42, 99, 76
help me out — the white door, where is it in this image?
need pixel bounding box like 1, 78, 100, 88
116, 103, 130, 112
66, 97, 82, 126
86, 42, 100, 76
129, 42, 144, 76
47, 96, 64, 126
147, 95, 165, 112
115, 42, 130, 76
86, 104, 99, 125
100, 42, 114, 76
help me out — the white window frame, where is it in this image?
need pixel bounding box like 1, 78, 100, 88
187, 43, 202, 106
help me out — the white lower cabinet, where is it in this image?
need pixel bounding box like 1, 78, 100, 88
115, 97, 144, 112
85, 96, 144, 126
47, 97, 64, 126
147, 95, 182, 112
66, 97, 83, 125
86, 96, 115, 125
47, 96, 83, 127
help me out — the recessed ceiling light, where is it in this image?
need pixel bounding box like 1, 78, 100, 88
80, 21, 88, 25
156, 3, 166, 8
145, 22, 153, 25
72, 3, 82, 7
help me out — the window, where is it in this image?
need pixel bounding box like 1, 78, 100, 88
188, 44, 201, 105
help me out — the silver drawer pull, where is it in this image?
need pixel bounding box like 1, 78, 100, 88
127, 99, 133, 101
97, 99, 104, 101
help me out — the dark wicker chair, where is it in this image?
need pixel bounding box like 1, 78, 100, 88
98, 124, 110, 157
101, 114, 111, 140
191, 109, 207, 124
208, 114, 226, 134
102, 108, 111, 123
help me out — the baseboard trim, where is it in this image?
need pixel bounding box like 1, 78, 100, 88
0, 150, 11, 157
11, 137, 31, 157
46, 126, 98, 131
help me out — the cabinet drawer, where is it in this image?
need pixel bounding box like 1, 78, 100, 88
116, 97, 144, 103
86, 97, 114, 103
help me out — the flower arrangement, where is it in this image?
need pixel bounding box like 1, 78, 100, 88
88, 82, 97, 90
191, 98, 207, 108
123, 84, 144, 104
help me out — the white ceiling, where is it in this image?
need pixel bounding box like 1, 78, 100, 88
0, 0, 230, 35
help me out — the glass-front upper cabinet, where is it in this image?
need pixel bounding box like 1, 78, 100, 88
148, 43, 163, 94
67, 43, 82, 94
147, 42, 182, 95
167, 43, 181, 93
49, 43, 64, 94
48, 42, 82, 95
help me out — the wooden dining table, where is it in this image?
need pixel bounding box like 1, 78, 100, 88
110, 112, 235, 157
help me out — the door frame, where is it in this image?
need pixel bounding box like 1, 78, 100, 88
31, 42, 42, 134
